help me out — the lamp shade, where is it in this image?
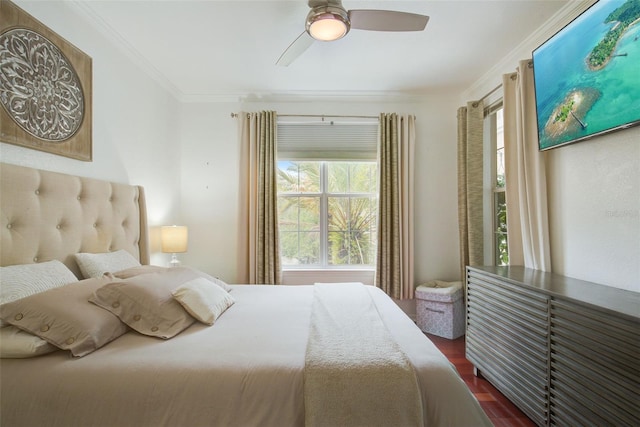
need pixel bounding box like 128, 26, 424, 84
161, 226, 188, 253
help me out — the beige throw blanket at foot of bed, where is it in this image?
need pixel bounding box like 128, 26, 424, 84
304, 283, 424, 427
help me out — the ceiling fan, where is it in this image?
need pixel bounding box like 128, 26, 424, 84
276, 0, 429, 66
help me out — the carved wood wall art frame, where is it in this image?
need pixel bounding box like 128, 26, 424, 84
0, 0, 92, 161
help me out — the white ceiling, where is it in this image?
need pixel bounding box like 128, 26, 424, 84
68, 0, 569, 100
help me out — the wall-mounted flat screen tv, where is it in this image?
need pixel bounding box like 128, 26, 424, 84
532, 0, 640, 151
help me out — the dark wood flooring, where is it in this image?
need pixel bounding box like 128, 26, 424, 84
427, 333, 537, 427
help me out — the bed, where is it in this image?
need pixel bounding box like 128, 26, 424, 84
0, 162, 492, 427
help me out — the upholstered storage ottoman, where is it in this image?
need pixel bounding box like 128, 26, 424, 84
416, 281, 465, 339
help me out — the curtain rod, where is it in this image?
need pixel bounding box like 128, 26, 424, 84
230, 113, 378, 119
472, 84, 502, 108
471, 60, 533, 108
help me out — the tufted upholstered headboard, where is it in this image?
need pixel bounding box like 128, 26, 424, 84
0, 163, 150, 278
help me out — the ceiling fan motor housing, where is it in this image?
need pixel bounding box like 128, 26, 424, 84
306, 5, 350, 41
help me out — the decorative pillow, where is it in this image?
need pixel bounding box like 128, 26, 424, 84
75, 250, 141, 279
0, 260, 78, 305
111, 264, 169, 279
114, 265, 232, 292
205, 274, 233, 293
0, 277, 129, 357
0, 326, 59, 358
172, 277, 235, 325
90, 268, 203, 339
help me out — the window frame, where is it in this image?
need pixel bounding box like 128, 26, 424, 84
277, 160, 378, 270
483, 101, 509, 266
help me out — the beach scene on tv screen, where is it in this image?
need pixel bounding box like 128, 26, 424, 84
533, 0, 640, 150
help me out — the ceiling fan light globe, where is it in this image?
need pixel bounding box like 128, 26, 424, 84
306, 7, 350, 41
309, 18, 347, 41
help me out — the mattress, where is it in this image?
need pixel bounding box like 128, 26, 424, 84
0, 284, 491, 427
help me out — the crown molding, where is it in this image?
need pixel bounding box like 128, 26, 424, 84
180, 90, 431, 104
66, 0, 184, 101
461, 0, 596, 102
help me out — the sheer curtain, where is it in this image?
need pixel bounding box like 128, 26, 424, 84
376, 113, 416, 299
457, 101, 485, 281
503, 60, 551, 271
237, 111, 281, 284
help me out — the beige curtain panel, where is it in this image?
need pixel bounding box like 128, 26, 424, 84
376, 113, 416, 300
237, 111, 281, 284
457, 101, 485, 281
503, 60, 551, 271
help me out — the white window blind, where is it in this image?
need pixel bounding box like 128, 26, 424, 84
277, 121, 379, 160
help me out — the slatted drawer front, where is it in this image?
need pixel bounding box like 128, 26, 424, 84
466, 271, 550, 426
550, 298, 640, 427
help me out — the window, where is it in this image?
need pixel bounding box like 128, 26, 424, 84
484, 104, 509, 266
277, 161, 378, 268
276, 119, 379, 271
494, 109, 508, 265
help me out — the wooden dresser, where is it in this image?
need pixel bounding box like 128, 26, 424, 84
465, 266, 639, 427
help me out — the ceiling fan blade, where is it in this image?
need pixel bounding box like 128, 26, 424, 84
348, 10, 429, 32
276, 31, 315, 66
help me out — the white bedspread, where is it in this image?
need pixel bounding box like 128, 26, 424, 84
0, 284, 491, 427
305, 283, 423, 427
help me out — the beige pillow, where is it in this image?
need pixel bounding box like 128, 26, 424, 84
114, 265, 232, 292
90, 268, 201, 339
112, 264, 169, 279
0, 260, 78, 305
0, 326, 59, 358
0, 277, 128, 357
75, 250, 141, 279
173, 277, 235, 325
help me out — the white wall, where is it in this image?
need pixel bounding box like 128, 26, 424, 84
546, 129, 639, 291
178, 94, 464, 293
463, 0, 639, 292
2, 1, 182, 265
178, 102, 240, 282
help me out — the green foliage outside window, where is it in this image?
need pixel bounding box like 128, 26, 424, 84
494, 108, 509, 266
277, 161, 378, 267
495, 192, 509, 266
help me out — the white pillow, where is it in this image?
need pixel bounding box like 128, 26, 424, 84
0, 260, 78, 305
75, 250, 141, 279
172, 277, 235, 325
211, 277, 232, 292
193, 269, 232, 293
0, 326, 58, 358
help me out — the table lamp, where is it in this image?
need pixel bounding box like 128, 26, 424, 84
161, 225, 188, 267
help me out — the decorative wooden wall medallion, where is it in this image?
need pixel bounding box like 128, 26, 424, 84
0, 0, 92, 161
